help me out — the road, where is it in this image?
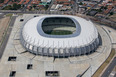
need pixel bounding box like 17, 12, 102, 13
0, 16, 16, 59
72, 0, 78, 13
0, 10, 48, 14
101, 57, 116, 77
0, 13, 4, 18
47, 0, 55, 12
0, 10, 64, 15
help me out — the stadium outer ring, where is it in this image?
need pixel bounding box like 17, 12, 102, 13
20, 15, 100, 57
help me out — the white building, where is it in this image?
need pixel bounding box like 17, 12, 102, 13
21, 15, 99, 57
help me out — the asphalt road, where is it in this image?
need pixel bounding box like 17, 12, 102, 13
9, 16, 16, 27
0, 13, 4, 18
72, 0, 78, 13
101, 57, 116, 77
0, 16, 16, 59
47, 0, 55, 12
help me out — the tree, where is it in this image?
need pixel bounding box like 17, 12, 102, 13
104, 6, 108, 10
17, 4, 21, 9
44, 5, 49, 10
79, 2, 83, 5
0, 0, 4, 3
3, 3, 21, 10
13, 3, 17, 10
100, 6, 104, 9
33, 4, 36, 8
12, 3, 21, 10
3, 5, 12, 10
22, 4, 24, 8
110, 12, 114, 15
98, 8, 102, 12
29, 6, 32, 11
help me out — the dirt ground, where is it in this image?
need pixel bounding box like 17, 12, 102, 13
0, 17, 10, 45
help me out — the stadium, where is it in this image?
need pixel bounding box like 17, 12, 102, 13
21, 15, 100, 57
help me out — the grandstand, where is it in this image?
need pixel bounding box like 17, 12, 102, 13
42, 17, 76, 35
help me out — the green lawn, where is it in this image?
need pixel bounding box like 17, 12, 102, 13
6, 14, 13, 17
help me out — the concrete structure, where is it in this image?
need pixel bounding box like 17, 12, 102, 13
21, 15, 99, 57
0, 14, 113, 77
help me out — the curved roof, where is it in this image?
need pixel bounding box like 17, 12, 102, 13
37, 16, 81, 38
22, 15, 98, 48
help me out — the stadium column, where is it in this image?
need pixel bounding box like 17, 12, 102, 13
37, 47, 39, 55
69, 48, 71, 57
46, 48, 49, 56
27, 43, 30, 52
63, 48, 65, 58
88, 45, 91, 54
84, 46, 86, 55
42, 48, 44, 56
32, 46, 34, 53
52, 48, 54, 57
58, 49, 60, 58
74, 47, 76, 57
79, 47, 81, 56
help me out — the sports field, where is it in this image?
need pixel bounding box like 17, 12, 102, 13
45, 30, 73, 35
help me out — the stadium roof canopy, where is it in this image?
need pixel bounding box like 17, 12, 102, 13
22, 15, 98, 48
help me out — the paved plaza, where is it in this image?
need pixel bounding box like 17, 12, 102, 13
0, 14, 114, 77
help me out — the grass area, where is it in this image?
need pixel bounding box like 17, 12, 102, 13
6, 14, 13, 17
45, 30, 73, 35
92, 48, 116, 77
17, 13, 23, 15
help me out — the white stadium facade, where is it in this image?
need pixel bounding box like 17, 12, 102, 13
21, 15, 100, 57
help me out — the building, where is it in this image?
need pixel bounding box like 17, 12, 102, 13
41, 0, 51, 3
21, 15, 99, 57
56, 0, 71, 3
